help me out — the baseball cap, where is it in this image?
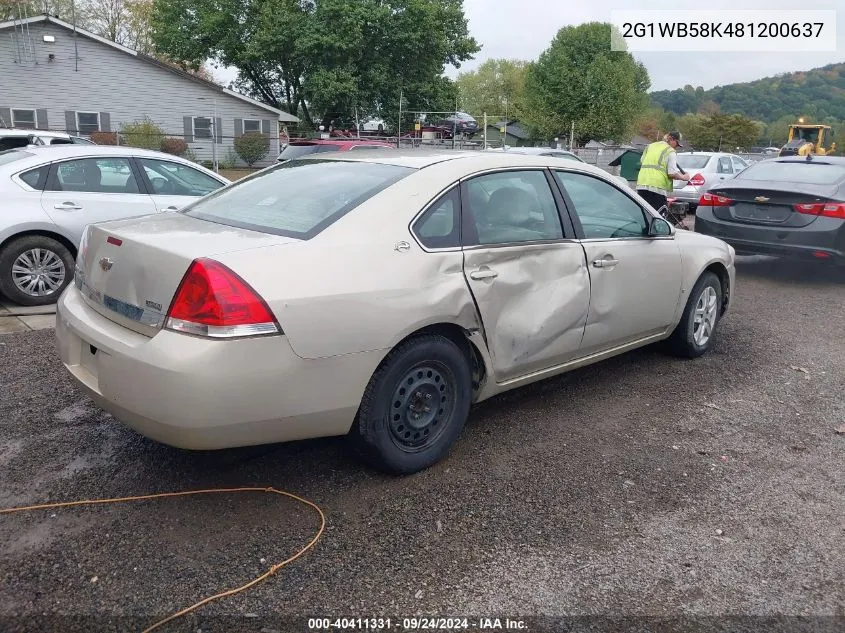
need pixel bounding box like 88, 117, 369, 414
667, 131, 684, 147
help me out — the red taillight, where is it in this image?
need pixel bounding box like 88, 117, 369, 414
793, 202, 845, 219
165, 258, 280, 338
689, 173, 705, 186
699, 192, 733, 207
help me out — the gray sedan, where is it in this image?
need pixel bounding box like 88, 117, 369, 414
694, 156, 845, 265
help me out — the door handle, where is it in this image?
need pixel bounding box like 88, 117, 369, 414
592, 257, 619, 268
54, 202, 82, 210
469, 268, 498, 280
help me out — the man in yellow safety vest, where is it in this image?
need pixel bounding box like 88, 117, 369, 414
636, 131, 692, 212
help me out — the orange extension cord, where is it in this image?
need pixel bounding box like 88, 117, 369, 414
0, 486, 326, 633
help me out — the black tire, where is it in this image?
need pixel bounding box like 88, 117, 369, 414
0, 235, 75, 306
666, 271, 723, 358
353, 334, 472, 475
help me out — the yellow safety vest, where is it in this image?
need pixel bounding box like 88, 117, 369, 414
637, 141, 674, 194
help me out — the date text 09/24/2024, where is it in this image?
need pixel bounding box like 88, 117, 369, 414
308, 618, 528, 630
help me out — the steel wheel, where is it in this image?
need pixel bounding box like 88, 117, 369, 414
388, 361, 456, 452
11, 248, 67, 297
692, 285, 719, 347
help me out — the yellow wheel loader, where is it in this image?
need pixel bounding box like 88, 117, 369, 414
779, 124, 836, 157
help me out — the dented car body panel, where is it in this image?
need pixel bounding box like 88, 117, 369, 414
56, 149, 735, 450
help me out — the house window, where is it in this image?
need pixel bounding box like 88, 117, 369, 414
243, 119, 261, 134
12, 109, 36, 128
193, 117, 212, 139
76, 112, 100, 135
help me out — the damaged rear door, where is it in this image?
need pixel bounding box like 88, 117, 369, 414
461, 169, 590, 383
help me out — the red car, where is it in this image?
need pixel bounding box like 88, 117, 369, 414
277, 138, 395, 162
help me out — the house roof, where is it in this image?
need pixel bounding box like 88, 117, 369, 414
0, 14, 299, 123
487, 120, 530, 140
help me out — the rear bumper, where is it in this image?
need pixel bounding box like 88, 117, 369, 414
694, 206, 845, 264
671, 185, 702, 205
56, 285, 384, 450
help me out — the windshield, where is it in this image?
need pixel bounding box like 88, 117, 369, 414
677, 155, 711, 169
735, 161, 845, 185
278, 143, 340, 161
182, 159, 415, 239
0, 149, 34, 165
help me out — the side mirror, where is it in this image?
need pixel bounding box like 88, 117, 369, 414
649, 215, 673, 237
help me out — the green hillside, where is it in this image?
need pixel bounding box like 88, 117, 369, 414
650, 62, 845, 122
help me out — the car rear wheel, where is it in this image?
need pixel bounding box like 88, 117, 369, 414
353, 334, 472, 474
666, 271, 723, 358
0, 235, 75, 306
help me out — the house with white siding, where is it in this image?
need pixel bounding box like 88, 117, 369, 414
0, 14, 299, 168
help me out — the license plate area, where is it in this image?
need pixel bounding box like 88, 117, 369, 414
733, 203, 790, 223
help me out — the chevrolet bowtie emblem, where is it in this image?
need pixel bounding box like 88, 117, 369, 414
755, 196, 770, 203
99, 257, 114, 271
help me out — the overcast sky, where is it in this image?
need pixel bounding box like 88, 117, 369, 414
218, 0, 843, 93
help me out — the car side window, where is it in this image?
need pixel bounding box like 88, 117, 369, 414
717, 157, 733, 174
48, 158, 140, 194
138, 158, 223, 197
413, 187, 460, 249
464, 170, 563, 246
19, 165, 48, 190
554, 171, 649, 239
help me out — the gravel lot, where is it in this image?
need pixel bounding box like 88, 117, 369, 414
1, 257, 843, 633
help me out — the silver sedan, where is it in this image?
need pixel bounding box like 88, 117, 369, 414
56, 150, 736, 474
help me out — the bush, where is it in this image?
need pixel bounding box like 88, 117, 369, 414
160, 137, 188, 157
233, 132, 270, 167
184, 148, 198, 163
119, 117, 165, 150
200, 160, 214, 169
89, 131, 118, 145
219, 147, 239, 170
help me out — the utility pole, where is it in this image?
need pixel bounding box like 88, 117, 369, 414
397, 89, 402, 148
569, 121, 574, 151
483, 112, 487, 149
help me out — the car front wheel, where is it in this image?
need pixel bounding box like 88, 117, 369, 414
666, 271, 723, 358
0, 235, 75, 306
353, 334, 472, 474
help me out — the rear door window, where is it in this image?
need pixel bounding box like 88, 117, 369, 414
182, 159, 415, 239
48, 158, 141, 193
413, 187, 460, 249
20, 165, 48, 190
717, 157, 734, 174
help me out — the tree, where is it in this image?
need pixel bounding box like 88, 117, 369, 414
233, 132, 269, 166
455, 59, 528, 119
151, 0, 479, 127
677, 112, 759, 150
521, 22, 650, 143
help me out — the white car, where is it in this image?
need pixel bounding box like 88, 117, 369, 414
672, 151, 751, 210
0, 145, 229, 306
0, 128, 95, 150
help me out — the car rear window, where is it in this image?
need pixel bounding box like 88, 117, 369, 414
677, 154, 711, 169
181, 159, 415, 239
278, 143, 341, 160
735, 161, 845, 185
0, 149, 34, 165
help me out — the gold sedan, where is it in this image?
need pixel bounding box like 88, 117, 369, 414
56, 150, 736, 474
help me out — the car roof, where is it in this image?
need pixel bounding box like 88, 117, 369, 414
297, 147, 617, 176
762, 155, 845, 165
289, 139, 393, 147
491, 147, 577, 155
0, 144, 191, 160
0, 128, 70, 138
0, 145, 228, 181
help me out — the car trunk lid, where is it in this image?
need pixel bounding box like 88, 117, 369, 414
75, 212, 299, 336
704, 181, 841, 228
